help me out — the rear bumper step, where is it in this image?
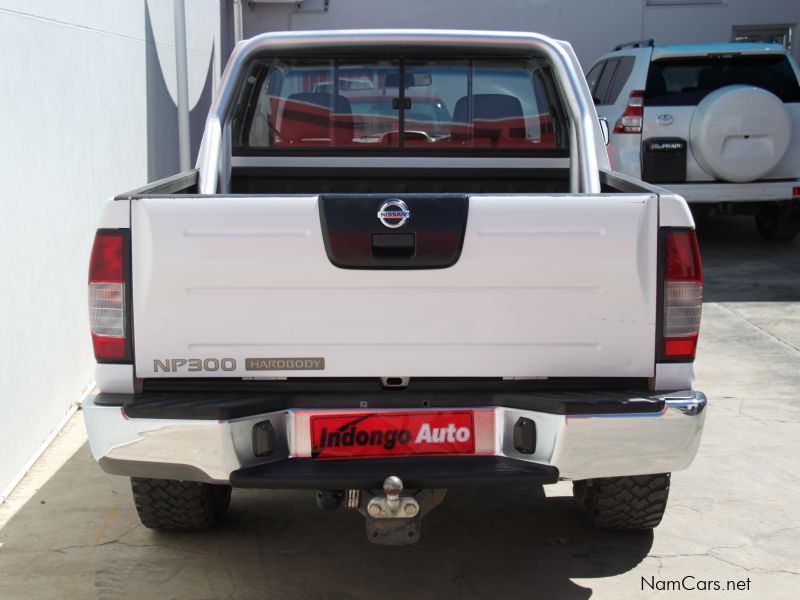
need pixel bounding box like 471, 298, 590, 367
84, 390, 706, 484
94, 386, 664, 419
230, 456, 559, 489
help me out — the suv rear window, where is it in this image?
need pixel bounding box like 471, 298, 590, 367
231, 57, 566, 154
586, 57, 635, 105
645, 54, 800, 106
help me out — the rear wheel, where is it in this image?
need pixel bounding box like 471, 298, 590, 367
131, 477, 232, 531
755, 204, 800, 242
573, 473, 670, 530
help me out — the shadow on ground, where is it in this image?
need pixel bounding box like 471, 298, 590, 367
695, 213, 800, 303
0, 442, 652, 599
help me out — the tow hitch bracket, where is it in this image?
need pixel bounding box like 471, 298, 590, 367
366, 476, 419, 519
360, 476, 446, 545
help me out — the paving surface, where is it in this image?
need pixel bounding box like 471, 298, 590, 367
1, 215, 798, 600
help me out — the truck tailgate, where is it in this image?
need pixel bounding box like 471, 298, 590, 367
131, 194, 658, 379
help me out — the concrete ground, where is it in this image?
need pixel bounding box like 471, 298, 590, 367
1, 215, 798, 600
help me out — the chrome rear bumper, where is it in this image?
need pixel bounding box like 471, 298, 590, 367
83, 390, 706, 484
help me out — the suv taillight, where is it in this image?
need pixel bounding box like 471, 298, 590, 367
88, 231, 129, 362
663, 229, 703, 359
613, 90, 644, 134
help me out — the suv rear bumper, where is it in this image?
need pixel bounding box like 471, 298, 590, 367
666, 180, 800, 204
83, 390, 706, 485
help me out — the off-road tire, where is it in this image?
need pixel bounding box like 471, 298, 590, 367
573, 473, 670, 530
755, 205, 800, 242
131, 478, 232, 531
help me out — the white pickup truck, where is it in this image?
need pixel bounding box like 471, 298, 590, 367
84, 30, 706, 545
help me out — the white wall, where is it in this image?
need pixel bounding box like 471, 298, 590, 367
0, 0, 221, 497
240, 0, 643, 67
239, 0, 799, 68
643, 0, 800, 63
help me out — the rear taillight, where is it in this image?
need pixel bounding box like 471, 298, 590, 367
88, 231, 129, 362
613, 90, 644, 134
663, 229, 702, 360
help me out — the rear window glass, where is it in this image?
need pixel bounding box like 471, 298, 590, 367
594, 60, 619, 106
231, 57, 566, 153
605, 56, 635, 104
645, 54, 800, 105
585, 61, 605, 100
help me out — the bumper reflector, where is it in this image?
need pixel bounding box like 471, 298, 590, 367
513, 417, 536, 454
253, 420, 276, 457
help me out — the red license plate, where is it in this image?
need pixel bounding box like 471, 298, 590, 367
310, 411, 475, 459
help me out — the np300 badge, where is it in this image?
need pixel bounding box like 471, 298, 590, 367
377, 199, 410, 228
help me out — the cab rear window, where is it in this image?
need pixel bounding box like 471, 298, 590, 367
230, 57, 567, 154
645, 54, 800, 106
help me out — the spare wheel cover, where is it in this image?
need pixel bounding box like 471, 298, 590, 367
689, 85, 791, 183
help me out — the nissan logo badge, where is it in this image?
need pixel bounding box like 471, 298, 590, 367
377, 199, 410, 229
657, 114, 674, 126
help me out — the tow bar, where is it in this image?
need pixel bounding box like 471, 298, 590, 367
317, 476, 446, 545
361, 476, 447, 545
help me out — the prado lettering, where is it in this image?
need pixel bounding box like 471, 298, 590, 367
311, 411, 475, 459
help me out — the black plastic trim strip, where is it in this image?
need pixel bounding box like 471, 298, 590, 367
613, 39, 654, 51
141, 376, 646, 394
97, 387, 664, 420
232, 166, 570, 178
230, 166, 571, 195
319, 193, 469, 269
231, 147, 571, 159
397, 59, 406, 149
655, 227, 667, 363
230, 456, 559, 489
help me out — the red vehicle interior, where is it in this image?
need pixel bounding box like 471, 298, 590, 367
269, 92, 556, 149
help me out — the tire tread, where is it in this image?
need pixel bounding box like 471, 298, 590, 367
130, 477, 231, 531
573, 473, 670, 530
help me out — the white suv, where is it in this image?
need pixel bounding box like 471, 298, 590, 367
587, 40, 800, 241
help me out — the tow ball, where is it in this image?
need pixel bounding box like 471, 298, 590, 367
359, 476, 446, 545
367, 476, 418, 519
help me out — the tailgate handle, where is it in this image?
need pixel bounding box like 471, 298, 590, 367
372, 233, 416, 259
